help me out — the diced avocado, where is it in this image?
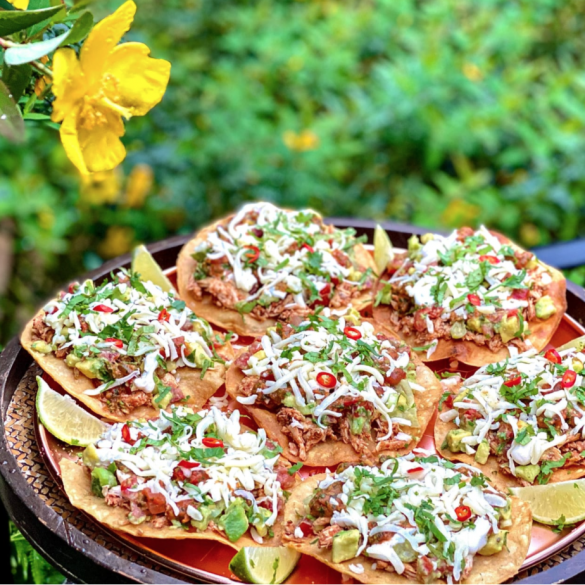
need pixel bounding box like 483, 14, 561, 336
250, 507, 273, 537
350, 416, 366, 435
515, 464, 541, 484
191, 320, 207, 335
283, 394, 296, 408
331, 529, 360, 563
478, 530, 508, 556
498, 498, 512, 522
31, 341, 53, 354
345, 308, 362, 326
400, 405, 420, 429
65, 353, 82, 368
535, 296, 557, 320
474, 440, 490, 465
191, 502, 224, 531
283, 393, 315, 415
252, 350, 266, 361
573, 359, 584, 374
82, 444, 101, 469
348, 268, 363, 282
185, 343, 210, 368
397, 380, 415, 407
446, 429, 472, 453
76, 358, 105, 380
219, 499, 250, 542
91, 467, 117, 497
376, 282, 392, 305
526, 258, 539, 270
394, 539, 417, 563
408, 235, 422, 259
450, 321, 467, 339
420, 233, 435, 245
467, 316, 482, 333
153, 390, 172, 410
128, 513, 147, 525
499, 315, 519, 344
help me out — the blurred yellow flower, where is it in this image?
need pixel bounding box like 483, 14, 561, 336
462, 62, 483, 82
38, 210, 54, 230
80, 168, 123, 205
51, 0, 171, 175
98, 226, 135, 258
124, 163, 153, 208
520, 223, 541, 247
441, 198, 480, 227
283, 129, 319, 152
7, 0, 29, 9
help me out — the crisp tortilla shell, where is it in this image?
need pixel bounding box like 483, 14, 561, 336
21, 310, 231, 423
283, 473, 532, 585
60, 458, 281, 548
373, 238, 567, 367
225, 320, 443, 466
177, 215, 377, 337
435, 406, 585, 489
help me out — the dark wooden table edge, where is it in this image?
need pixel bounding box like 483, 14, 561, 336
0, 221, 585, 584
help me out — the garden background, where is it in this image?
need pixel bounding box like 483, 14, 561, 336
3, 0, 585, 579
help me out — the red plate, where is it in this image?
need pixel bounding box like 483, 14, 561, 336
34, 268, 585, 583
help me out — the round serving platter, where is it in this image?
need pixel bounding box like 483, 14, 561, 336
3, 221, 585, 584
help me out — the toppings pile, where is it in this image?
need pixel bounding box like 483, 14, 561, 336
30, 270, 225, 416
186, 202, 374, 320
84, 406, 293, 542
440, 344, 585, 484
234, 314, 423, 460
288, 455, 512, 584
378, 226, 557, 356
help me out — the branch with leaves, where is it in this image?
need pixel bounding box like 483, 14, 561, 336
0, 0, 171, 174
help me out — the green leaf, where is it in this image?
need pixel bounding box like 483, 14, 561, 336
0, 6, 63, 37
4, 30, 70, 66
23, 112, 51, 120
0, 79, 25, 143
66, 11, 93, 45
1, 62, 31, 102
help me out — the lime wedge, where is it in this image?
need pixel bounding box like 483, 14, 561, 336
229, 546, 301, 584
374, 224, 394, 276
131, 244, 174, 292
36, 377, 106, 446
511, 478, 585, 525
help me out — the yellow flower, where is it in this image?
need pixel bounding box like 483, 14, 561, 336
7, 0, 29, 9
98, 226, 135, 258
283, 130, 319, 152
124, 163, 153, 208
51, 1, 171, 174
441, 198, 480, 227
462, 62, 483, 82
80, 168, 123, 205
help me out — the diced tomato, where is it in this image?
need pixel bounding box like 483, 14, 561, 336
298, 520, 314, 536
455, 505, 472, 522
121, 424, 137, 445
544, 348, 561, 364
202, 437, 224, 448
244, 245, 260, 262
105, 337, 124, 348
511, 288, 529, 300
178, 460, 200, 469
158, 308, 171, 322
93, 304, 114, 313
120, 476, 136, 494
313, 282, 331, 307
467, 294, 481, 306
68, 282, 79, 293
344, 326, 362, 340
562, 370, 577, 389
407, 466, 424, 474
276, 466, 296, 489
504, 375, 522, 387
302, 243, 315, 253
463, 409, 483, 421
385, 368, 406, 386
251, 228, 264, 238
144, 489, 166, 515
443, 394, 454, 409
479, 255, 500, 265
316, 372, 337, 388
342, 398, 362, 407
172, 467, 186, 482
507, 308, 519, 318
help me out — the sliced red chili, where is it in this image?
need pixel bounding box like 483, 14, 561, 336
93, 304, 114, 313
68, 282, 79, 293
544, 348, 561, 364
407, 466, 424, 474
467, 294, 481, 307
202, 437, 224, 448
511, 288, 529, 300
244, 245, 260, 262
504, 375, 522, 387
507, 308, 519, 318
158, 308, 171, 322
479, 255, 500, 265
178, 459, 201, 469
342, 398, 362, 407
302, 243, 315, 253
299, 520, 314, 536
443, 394, 454, 409
314, 282, 331, 307
455, 505, 472, 522
46, 305, 58, 315
562, 370, 577, 389
121, 424, 137, 445
344, 326, 362, 340
316, 372, 337, 389
105, 337, 124, 348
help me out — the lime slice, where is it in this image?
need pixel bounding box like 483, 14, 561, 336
557, 335, 585, 353
131, 244, 174, 292
36, 377, 106, 447
374, 224, 394, 276
229, 546, 301, 584
511, 478, 585, 525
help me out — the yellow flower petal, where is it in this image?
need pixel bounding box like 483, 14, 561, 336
51, 48, 87, 123
7, 0, 29, 9
80, 0, 137, 86
104, 43, 171, 117
59, 107, 89, 175
78, 109, 126, 173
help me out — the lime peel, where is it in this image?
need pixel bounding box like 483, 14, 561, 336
373, 224, 393, 276
229, 546, 300, 584
131, 244, 174, 292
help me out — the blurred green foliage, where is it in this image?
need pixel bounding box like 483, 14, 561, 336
2, 0, 585, 344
